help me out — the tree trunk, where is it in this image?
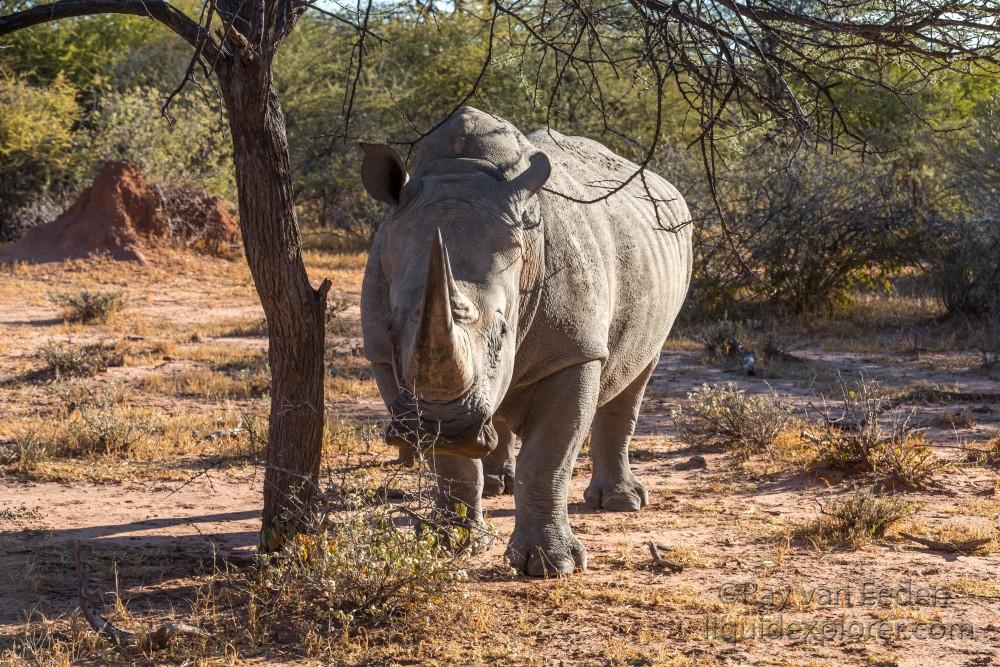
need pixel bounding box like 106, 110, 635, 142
220, 58, 329, 551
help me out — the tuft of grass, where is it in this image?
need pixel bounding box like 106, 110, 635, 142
49, 288, 127, 323
797, 488, 916, 549
803, 375, 943, 489
964, 434, 1000, 467
37, 341, 125, 378
672, 384, 793, 460
1, 428, 50, 470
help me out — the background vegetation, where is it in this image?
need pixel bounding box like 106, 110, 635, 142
1, 2, 998, 323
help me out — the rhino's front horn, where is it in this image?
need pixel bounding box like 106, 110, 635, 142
406, 230, 476, 400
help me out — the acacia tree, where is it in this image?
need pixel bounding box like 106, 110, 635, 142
3, 0, 999, 550
0, 0, 344, 550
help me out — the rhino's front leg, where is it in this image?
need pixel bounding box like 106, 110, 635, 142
430, 451, 493, 553
372, 362, 417, 466
506, 361, 601, 576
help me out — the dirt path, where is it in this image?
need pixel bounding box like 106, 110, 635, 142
2, 253, 1000, 666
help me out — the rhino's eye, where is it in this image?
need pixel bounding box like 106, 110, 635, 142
496, 312, 508, 339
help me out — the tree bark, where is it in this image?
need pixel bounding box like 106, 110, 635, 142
220, 57, 329, 551
2, 0, 323, 554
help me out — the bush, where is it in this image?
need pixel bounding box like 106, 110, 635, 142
37, 341, 124, 378
803, 488, 916, 549
50, 289, 127, 323
75, 400, 158, 455
803, 375, 942, 490
927, 216, 1000, 318
0, 69, 80, 241
683, 142, 924, 317
88, 86, 236, 200
673, 384, 793, 460
251, 478, 470, 634
695, 319, 747, 359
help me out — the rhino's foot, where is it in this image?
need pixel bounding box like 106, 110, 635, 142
482, 467, 514, 497
583, 474, 648, 512
482, 472, 513, 497
504, 524, 587, 577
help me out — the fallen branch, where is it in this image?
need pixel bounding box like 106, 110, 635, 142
74, 541, 212, 651
898, 532, 993, 555
646, 542, 684, 573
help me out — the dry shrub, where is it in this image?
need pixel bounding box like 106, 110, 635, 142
928, 408, 977, 429
798, 488, 916, 549
965, 434, 1000, 467
37, 341, 124, 378
1, 428, 50, 470
672, 383, 793, 460
221, 473, 475, 658
75, 401, 158, 456
49, 288, 127, 323
803, 375, 942, 489
695, 319, 747, 359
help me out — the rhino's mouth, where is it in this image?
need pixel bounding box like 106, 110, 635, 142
386, 395, 496, 459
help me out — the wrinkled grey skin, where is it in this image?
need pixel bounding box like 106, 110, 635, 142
360, 107, 692, 576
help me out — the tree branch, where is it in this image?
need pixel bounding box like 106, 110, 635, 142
0, 0, 222, 61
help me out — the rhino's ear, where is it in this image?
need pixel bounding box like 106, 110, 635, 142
360, 143, 409, 206
507, 151, 551, 200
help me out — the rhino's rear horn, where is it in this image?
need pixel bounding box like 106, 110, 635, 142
406, 230, 475, 400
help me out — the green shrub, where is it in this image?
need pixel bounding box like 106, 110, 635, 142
88, 87, 235, 200
684, 143, 924, 317
927, 216, 1000, 318
0, 69, 80, 240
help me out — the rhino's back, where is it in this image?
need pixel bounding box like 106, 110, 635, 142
520, 129, 692, 402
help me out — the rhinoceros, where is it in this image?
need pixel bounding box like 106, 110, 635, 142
359, 107, 692, 576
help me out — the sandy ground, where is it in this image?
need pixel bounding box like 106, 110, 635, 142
2, 250, 1000, 666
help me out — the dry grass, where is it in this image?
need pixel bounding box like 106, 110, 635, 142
672, 383, 793, 460
49, 288, 128, 324
795, 488, 917, 549
141, 348, 270, 400
36, 340, 125, 379
802, 375, 945, 490
896, 518, 998, 555
963, 434, 1000, 467
0, 385, 261, 481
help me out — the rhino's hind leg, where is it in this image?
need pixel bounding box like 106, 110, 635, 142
583, 357, 658, 512
482, 424, 516, 497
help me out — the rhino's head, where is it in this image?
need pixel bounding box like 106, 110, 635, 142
361, 143, 551, 459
